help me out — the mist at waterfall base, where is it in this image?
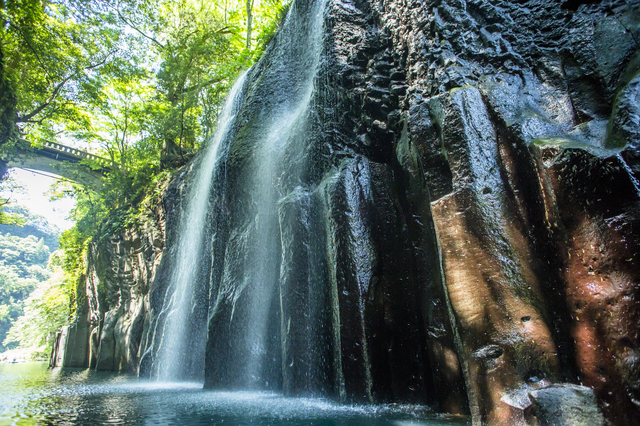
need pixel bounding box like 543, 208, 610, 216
0, 363, 469, 425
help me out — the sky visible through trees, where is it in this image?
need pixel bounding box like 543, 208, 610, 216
3, 169, 75, 230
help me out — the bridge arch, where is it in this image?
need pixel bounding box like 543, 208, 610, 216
4, 140, 112, 188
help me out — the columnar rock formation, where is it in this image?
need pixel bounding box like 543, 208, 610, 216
54, 0, 640, 425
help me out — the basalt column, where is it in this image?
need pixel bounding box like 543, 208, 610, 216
377, 0, 640, 424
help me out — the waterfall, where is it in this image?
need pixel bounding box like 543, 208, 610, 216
52, 0, 640, 421
240, 0, 328, 386
205, 0, 329, 390
151, 0, 328, 385
153, 71, 248, 382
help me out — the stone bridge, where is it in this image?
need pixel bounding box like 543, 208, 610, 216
6, 140, 112, 187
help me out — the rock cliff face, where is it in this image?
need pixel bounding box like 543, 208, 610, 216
55, 0, 640, 425
51, 173, 179, 372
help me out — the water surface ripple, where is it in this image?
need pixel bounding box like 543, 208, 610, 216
0, 363, 470, 425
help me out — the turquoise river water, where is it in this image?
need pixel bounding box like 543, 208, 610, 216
0, 362, 470, 426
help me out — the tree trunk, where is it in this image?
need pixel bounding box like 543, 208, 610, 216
0, 43, 18, 166
246, 0, 254, 50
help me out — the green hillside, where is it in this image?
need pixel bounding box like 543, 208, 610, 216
0, 207, 58, 352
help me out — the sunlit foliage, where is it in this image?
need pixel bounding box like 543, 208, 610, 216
0, 0, 123, 145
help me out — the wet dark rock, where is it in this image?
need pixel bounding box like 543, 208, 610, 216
528, 384, 606, 426
608, 59, 640, 150
473, 345, 504, 360
49, 319, 91, 368
57, 0, 640, 425
52, 175, 173, 373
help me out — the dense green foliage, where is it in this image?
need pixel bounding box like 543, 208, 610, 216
0, 43, 18, 172
0, 174, 27, 225
0, 0, 290, 352
0, 209, 60, 353
1, 0, 289, 155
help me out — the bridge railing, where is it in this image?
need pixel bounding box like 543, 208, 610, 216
17, 138, 136, 172
40, 141, 112, 165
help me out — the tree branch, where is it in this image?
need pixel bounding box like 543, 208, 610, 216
17, 52, 115, 123
116, 8, 165, 50
10, 23, 52, 85
180, 75, 226, 95
215, 26, 233, 35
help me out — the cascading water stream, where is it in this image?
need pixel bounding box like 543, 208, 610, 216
243, 0, 328, 385
205, 0, 329, 390
153, 71, 248, 382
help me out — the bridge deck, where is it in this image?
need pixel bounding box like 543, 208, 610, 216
34, 141, 113, 168
5, 139, 114, 187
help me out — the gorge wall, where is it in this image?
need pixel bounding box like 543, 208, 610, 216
53, 0, 640, 425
